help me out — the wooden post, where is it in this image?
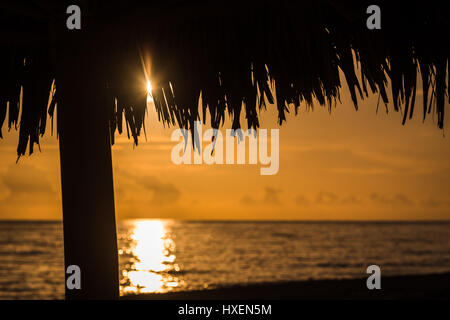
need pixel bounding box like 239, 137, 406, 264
56, 25, 119, 300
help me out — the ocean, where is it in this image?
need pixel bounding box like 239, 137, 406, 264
0, 220, 449, 299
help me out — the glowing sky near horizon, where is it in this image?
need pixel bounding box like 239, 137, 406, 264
0, 77, 450, 221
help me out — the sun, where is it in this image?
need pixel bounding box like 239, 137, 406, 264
146, 80, 153, 103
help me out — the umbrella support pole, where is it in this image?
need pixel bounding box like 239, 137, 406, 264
57, 30, 119, 300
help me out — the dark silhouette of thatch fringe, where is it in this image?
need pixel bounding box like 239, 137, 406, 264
0, 1, 448, 158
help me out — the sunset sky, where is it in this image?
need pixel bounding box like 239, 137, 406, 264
1, 78, 449, 221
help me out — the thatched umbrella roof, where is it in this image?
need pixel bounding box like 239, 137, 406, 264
0, 1, 448, 157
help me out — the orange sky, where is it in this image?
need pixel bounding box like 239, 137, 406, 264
1, 77, 450, 221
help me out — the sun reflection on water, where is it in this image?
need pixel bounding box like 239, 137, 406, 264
120, 220, 182, 294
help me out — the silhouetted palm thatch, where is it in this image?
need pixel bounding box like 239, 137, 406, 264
0, 1, 448, 157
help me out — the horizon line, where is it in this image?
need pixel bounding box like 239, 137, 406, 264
1, 218, 450, 223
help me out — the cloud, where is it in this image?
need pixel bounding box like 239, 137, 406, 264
1, 164, 55, 197
315, 191, 339, 205
240, 194, 258, 205
340, 195, 363, 205
370, 193, 414, 206
240, 186, 283, 206
262, 186, 282, 205
113, 167, 182, 207
295, 194, 310, 206
294, 192, 363, 207
135, 175, 181, 206
420, 197, 450, 208
0, 163, 60, 219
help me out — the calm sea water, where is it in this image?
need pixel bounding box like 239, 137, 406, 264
0, 220, 449, 299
